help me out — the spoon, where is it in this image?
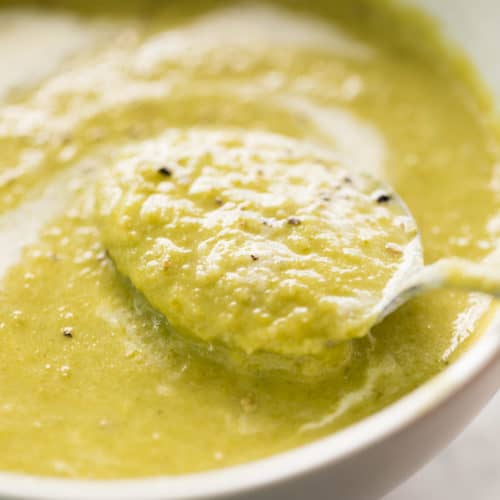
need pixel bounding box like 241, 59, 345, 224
373, 193, 500, 325
96, 129, 500, 377
377, 253, 500, 323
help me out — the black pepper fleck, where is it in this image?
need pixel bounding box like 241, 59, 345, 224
158, 166, 173, 177
287, 217, 301, 226
62, 327, 73, 338
376, 194, 392, 204
214, 197, 224, 206
343, 176, 353, 184
250, 254, 259, 261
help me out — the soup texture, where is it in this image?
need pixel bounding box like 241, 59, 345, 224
0, 0, 499, 478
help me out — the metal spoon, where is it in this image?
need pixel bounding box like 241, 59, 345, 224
375, 200, 500, 325
97, 128, 500, 376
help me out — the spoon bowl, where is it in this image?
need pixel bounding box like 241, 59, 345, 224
97, 130, 500, 377
96, 129, 421, 378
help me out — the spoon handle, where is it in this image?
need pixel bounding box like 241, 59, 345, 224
418, 257, 500, 297
380, 257, 500, 321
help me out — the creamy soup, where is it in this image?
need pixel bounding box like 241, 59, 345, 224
0, 0, 499, 479
96, 128, 420, 378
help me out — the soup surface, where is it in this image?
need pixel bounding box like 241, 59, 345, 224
0, 0, 499, 478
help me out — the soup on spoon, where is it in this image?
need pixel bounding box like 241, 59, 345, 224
96, 128, 498, 378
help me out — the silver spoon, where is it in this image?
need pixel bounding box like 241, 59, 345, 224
96, 129, 500, 376
375, 202, 500, 325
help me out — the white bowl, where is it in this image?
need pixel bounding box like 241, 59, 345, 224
1, 1, 499, 499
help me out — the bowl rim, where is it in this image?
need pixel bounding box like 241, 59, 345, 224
1, 316, 499, 500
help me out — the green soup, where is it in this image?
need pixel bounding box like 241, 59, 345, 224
0, 0, 499, 479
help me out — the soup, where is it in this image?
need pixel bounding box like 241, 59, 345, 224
0, 0, 498, 479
